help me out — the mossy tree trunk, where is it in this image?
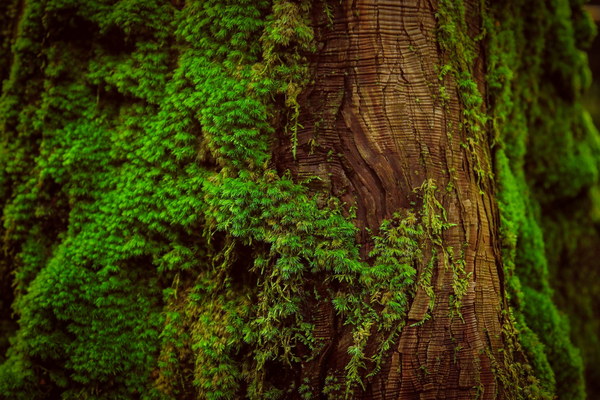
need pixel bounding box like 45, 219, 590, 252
275, 1, 510, 398
0, 0, 595, 399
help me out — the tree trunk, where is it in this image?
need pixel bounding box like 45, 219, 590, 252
275, 1, 508, 398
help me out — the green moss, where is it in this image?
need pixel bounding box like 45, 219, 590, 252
486, 0, 594, 397
541, 189, 600, 396
436, 0, 491, 184
435, 0, 593, 396
2, 0, 401, 397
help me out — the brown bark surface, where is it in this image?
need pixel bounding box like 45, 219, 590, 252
275, 0, 509, 399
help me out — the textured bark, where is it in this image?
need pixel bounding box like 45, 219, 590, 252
275, 0, 508, 398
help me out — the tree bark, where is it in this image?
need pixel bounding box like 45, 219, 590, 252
276, 1, 508, 398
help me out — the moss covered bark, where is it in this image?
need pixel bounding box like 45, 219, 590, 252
0, 0, 597, 399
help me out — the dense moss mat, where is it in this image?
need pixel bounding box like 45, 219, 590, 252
0, 0, 597, 398
487, 0, 599, 398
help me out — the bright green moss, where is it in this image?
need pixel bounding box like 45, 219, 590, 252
1, 0, 189, 397
486, 0, 596, 398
